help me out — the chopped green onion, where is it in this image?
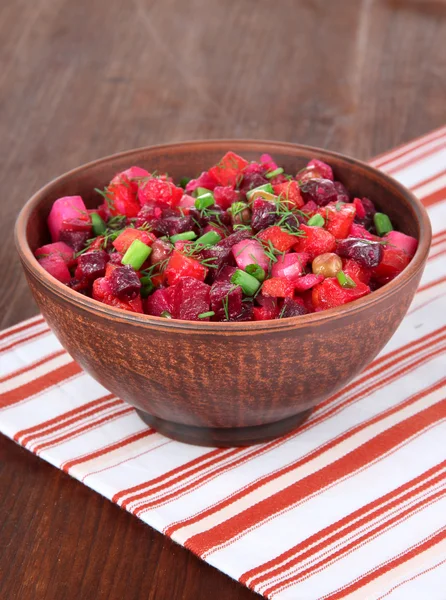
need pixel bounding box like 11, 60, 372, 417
195, 192, 215, 210
179, 176, 191, 189
194, 186, 212, 197
140, 275, 154, 298
170, 231, 197, 243
195, 231, 222, 246
265, 167, 284, 179
160, 311, 172, 319
246, 183, 274, 201
229, 201, 249, 216
245, 264, 266, 282
231, 269, 261, 296
307, 214, 325, 227
91, 212, 106, 235
198, 311, 215, 319
121, 239, 152, 270
336, 270, 357, 288
374, 212, 393, 236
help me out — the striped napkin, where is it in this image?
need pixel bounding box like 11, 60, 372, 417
1, 128, 446, 600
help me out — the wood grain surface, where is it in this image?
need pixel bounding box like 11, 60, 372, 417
1, 0, 445, 598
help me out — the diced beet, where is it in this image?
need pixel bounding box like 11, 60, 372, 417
260, 153, 279, 172
200, 245, 233, 277
189, 206, 231, 230
253, 306, 278, 321
35, 242, 75, 267
334, 181, 350, 203
144, 286, 176, 316
92, 277, 143, 313
271, 253, 309, 280
301, 200, 318, 214
149, 238, 173, 265
293, 274, 324, 292
59, 230, 90, 252
354, 197, 376, 228
38, 255, 71, 284
337, 238, 383, 268
155, 216, 195, 237
108, 265, 141, 299
177, 194, 196, 212
135, 204, 163, 228
210, 280, 243, 321
257, 226, 298, 252
217, 228, 252, 249
214, 186, 241, 209
349, 223, 376, 240
299, 179, 338, 206
68, 278, 90, 293
185, 171, 219, 193
48, 196, 88, 242
171, 278, 211, 320
60, 217, 92, 233
251, 199, 277, 231
279, 297, 308, 318
307, 159, 334, 181
272, 181, 304, 209
232, 239, 269, 272
75, 250, 109, 281
384, 231, 418, 257
353, 198, 366, 219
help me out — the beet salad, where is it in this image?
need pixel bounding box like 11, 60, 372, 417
34, 152, 418, 321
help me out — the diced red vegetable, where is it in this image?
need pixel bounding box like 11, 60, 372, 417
293, 274, 324, 292
318, 203, 356, 239
35, 242, 75, 267
293, 225, 336, 260
384, 231, 418, 257
371, 246, 411, 280
138, 178, 184, 208
208, 151, 250, 187
312, 277, 370, 310
38, 254, 71, 284
262, 277, 295, 298
257, 226, 298, 252
272, 181, 304, 209
232, 239, 269, 272
48, 196, 89, 242
165, 250, 208, 285
112, 228, 156, 253
271, 252, 309, 280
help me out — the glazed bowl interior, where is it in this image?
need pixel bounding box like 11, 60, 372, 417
18, 140, 429, 331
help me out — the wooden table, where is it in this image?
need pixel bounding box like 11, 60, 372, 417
1, 0, 445, 597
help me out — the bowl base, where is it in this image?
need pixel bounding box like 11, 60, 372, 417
135, 408, 313, 447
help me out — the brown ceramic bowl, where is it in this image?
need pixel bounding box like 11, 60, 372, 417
15, 141, 431, 446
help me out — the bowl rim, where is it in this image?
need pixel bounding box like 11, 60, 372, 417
15, 139, 432, 333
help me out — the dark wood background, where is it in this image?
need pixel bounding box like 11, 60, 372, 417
1, 0, 445, 598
